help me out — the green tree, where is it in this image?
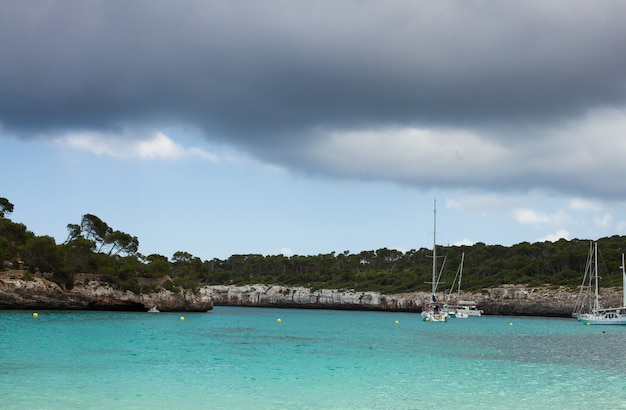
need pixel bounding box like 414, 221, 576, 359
0, 237, 13, 267
0, 218, 33, 249
80, 214, 112, 249
143, 254, 171, 278
67, 214, 138, 257
0, 197, 14, 218
106, 230, 139, 256
62, 237, 97, 273
23, 235, 65, 274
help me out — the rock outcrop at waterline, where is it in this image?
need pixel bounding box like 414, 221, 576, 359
200, 284, 422, 311
2, 272, 624, 316
201, 283, 624, 317
0, 273, 213, 312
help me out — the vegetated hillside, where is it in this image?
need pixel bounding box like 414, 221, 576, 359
1, 197, 625, 295
197, 237, 625, 294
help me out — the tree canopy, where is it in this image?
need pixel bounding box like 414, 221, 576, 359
0, 197, 14, 218
1, 196, 626, 295
66, 214, 139, 257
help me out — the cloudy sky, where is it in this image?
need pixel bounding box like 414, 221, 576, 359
2, 1, 626, 260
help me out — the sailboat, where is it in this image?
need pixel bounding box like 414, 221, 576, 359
444, 252, 484, 318
572, 241, 626, 325
420, 200, 449, 322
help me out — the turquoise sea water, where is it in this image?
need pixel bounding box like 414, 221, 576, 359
1, 307, 625, 409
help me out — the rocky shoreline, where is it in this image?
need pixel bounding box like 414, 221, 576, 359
2, 271, 623, 316
200, 283, 615, 317
0, 272, 213, 312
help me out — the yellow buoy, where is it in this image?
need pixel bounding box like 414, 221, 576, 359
33, 312, 39, 318
587, 322, 590, 326
180, 316, 185, 321
277, 318, 282, 323
509, 322, 513, 326
395, 320, 399, 325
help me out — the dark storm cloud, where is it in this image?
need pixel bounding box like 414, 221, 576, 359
3, 0, 626, 202
2, 1, 625, 139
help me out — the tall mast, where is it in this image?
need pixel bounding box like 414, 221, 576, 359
594, 242, 599, 311
457, 252, 465, 303
622, 253, 626, 307
432, 199, 437, 294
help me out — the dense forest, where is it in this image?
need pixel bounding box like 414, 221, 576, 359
2, 197, 626, 295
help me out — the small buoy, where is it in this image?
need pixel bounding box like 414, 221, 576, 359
33, 312, 38, 318
586, 322, 590, 326
180, 316, 185, 321
509, 322, 513, 326
277, 318, 282, 323
395, 320, 399, 325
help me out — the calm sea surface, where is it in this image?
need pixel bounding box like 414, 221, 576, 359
1, 307, 625, 409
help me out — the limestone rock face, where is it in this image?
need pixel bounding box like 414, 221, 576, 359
2, 271, 623, 317
476, 285, 623, 316
0, 275, 213, 312
201, 284, 624, 317
200, 285, 424, 311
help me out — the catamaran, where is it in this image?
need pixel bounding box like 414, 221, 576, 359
444, 252, 484, 319
572, 242, 626, 325
444, 252, 484, 318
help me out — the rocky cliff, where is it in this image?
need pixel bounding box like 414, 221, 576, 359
2, 272, 624, 316
0, 272, 213, 312
201, 283, 624, 317
201, 284, 421, 311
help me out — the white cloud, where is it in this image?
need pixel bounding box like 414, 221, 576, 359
446, 193, 524, 215
616, 220, 626, 232
512, 208, 551, 225
277, 247, 294, 257
511, 208, 570, 226
543, 108, 626, 172
537, 229, 570, 243
453, 238, 474, 246
137, 133, 181, 159
57, 131, 218, 161
308, 126, 512, 182
297, 107, 626, 201
568, 197, 602, 211
594, 213, 613, 228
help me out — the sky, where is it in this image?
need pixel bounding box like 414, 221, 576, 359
2, 1, 626, 261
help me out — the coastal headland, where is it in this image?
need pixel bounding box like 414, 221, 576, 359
200, 284, 621, 317
2, 271, 623, 316
0, 272, 213, 312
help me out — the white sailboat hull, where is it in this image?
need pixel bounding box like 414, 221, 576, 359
573, 243, 626, 326
451, 309, 469, 319
421, 310, 448, 322
577, 309, 626, 325
445, 305, 483, 318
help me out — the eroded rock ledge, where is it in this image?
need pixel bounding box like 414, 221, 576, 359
0, 273, 213, 312
2, 272, 623, 316
201, 284, 624, 317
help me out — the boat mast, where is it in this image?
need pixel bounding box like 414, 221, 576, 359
432, 199, 437, 294
457, 252, 465, 303
594, 242, 599, 311
622, 253, 626, 307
